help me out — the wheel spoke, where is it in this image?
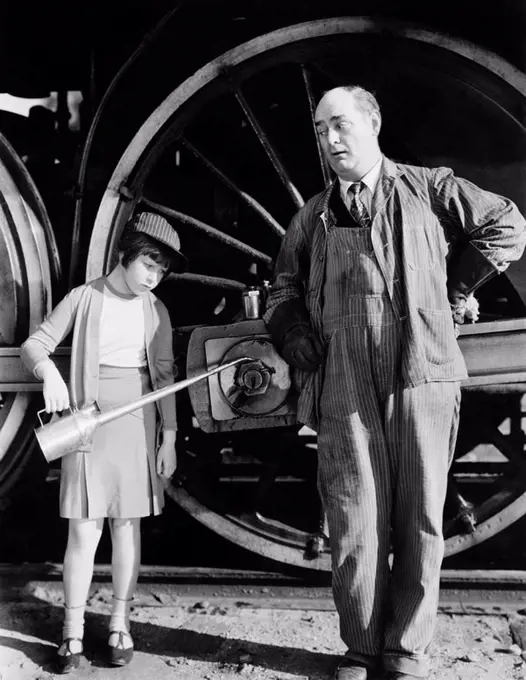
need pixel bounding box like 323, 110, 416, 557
486, 428, 526, 470
229, 81, 304, 209
445, 472, 477, 533
141, 197, 273, 266
180, 138, 285, 238
301, 64, 331, 188
166, 272, 246, 291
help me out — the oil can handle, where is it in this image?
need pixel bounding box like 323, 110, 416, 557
36, 406, 73, 428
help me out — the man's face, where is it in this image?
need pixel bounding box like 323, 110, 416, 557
315, 89, 381, 181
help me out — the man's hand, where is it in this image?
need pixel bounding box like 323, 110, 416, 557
450, 297, 468, 325
156, 430, 177, 479
450, 293, 480, 326
37, 360, 70, 413
280, 323, 324, 372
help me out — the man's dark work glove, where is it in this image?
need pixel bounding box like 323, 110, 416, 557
280, 323, 324, 373
265, 299, 324, 372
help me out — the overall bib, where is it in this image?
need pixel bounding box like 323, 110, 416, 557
317, 215, 460, 677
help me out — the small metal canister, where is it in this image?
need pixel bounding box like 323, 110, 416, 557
242, 287, 261, 319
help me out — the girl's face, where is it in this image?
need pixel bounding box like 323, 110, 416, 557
122, 253, 169, 295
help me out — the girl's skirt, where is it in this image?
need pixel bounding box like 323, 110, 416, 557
59, 365, 164, 519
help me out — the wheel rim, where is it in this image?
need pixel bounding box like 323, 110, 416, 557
85, 17, 526, 571
0, 133, 60, 499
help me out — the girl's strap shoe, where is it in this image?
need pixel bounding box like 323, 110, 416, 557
108, 630, 134, 666
55, 637, 83, 674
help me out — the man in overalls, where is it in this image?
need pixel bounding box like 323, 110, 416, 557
264, 86, 526, 680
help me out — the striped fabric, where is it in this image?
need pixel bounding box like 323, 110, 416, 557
264, 156, 525, 677
318, 213, 461, 677
130, 211, 185, 264
264, 157, 526, 432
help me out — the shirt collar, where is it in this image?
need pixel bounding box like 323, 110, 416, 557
338, 155, 383, 197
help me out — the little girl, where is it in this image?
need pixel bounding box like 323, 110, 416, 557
21, 212, 186, 673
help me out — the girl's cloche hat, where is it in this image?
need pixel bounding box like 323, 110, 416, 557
128, 211, 188, 271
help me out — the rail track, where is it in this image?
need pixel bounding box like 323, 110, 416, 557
2, 564, 526, 616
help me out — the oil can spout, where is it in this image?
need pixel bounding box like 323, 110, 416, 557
34, 356, 253, 463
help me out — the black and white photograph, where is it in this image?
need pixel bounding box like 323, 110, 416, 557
1, 2, 526, 679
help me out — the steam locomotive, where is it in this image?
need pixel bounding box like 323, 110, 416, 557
0, 0, 525, 571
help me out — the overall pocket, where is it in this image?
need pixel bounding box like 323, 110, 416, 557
417, 307, 457, 365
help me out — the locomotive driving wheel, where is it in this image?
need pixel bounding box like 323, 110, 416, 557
84, 17, 526, 571
0, 133, 61, 505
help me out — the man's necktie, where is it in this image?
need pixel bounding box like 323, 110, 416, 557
348, 181, 371, 228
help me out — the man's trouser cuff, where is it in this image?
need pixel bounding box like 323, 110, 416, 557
383, 651, 429, 677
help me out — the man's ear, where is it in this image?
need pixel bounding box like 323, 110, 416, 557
371, 111, 382, 136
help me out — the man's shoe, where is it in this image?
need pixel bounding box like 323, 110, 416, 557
334, 658, 369, 680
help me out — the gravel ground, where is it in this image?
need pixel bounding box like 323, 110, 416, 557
2, 583, 526, 680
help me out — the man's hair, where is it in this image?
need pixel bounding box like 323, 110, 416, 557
118, 230, 178, 273
332, 85, 381, 117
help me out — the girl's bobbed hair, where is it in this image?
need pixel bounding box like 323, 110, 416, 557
117, 212, 187, 274
118, 230, 175, 272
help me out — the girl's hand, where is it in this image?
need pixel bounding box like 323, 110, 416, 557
38, 361, 70, 413
156, 431, 177, 479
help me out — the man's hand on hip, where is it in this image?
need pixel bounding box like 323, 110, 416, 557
450, 293, 480, 326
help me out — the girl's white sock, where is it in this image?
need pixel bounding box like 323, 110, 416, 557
60, 603, 85, 653
109, 595, 132, 633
